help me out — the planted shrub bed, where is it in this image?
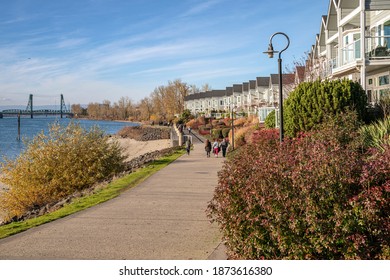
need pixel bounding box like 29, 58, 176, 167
208, 114, 389, 259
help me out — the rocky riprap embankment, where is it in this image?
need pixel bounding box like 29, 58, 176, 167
117, 126, 170, 141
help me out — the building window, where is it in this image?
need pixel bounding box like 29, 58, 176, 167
368, 78, 373, 85
380, 89, 390, 99
379, 75, 389, 86
237, 96, 241, 104
220, 100, 224, 106
385, 21, 390, 48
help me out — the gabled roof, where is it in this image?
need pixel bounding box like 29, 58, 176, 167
204, 91, 213, 98
256, 77, 270, 87
270, 73, 295, 85
340, 0, 358, 10
226, 86, 233, 96
295, 66, 306, 83
184, 92, 201, 101
316, 15, 327, 54
210, 90, 227, 97
243, 82, 249, 92
233, 84, 243, 93
184, 89, 227, 101
249, 80, 256, 89
326, 0, 338, 31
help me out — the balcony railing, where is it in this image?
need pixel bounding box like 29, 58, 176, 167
341, 38, 361, 65
323, 36, 390, 76
367, 36, 390, 59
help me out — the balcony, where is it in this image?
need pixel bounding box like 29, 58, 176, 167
325, 36, 390, 76
367, 36, 390, 60
342, 38, 362, 64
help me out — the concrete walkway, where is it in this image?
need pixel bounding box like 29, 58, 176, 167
0, 133, 227, 260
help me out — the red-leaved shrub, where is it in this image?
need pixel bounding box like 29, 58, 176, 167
207, 114, 389, 259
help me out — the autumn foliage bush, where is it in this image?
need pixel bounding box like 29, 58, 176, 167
233, 117, 246, 127
208, 113, 389, 259
0, 122, 125, 220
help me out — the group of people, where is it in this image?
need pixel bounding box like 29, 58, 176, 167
183, 128, 229, 158
204, 138, 229, 158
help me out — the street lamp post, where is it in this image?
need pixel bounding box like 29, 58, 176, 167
231, 104, 234, 150
263, 32, 290, 142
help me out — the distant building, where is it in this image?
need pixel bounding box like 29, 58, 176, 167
184, 72, 296, 121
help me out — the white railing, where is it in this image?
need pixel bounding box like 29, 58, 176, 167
325, 36, 390, 76
341, 38, 361, 65
258, 107, 276, 123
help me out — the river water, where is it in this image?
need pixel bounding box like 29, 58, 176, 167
0, 116, 137, 161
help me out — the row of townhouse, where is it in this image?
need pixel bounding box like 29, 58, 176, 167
184, 0, 390, 121
308, 0, 390, 105
184, 72, 298, 121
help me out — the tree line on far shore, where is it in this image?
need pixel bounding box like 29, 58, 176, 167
71, 79, 211, 123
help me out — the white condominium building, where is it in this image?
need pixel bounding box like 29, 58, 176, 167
184, 1, 390, 120
308, 0, 390, 105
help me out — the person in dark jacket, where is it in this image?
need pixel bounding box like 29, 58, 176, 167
205, 139, 212, 157
220, 138, 228, 157
185, 137, 192, 155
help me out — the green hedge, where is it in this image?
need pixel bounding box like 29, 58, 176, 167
222, 128, 231, 138
264, 110, 276, 128
211, 128, 223, 139
284, 79, 367, 137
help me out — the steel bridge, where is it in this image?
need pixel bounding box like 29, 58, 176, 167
0, 94, 73, 118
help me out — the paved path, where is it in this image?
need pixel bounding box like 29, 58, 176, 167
0, 133, 227, 260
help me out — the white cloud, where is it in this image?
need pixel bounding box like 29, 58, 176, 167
180, 0, 223, 17
56, 38, 88, 49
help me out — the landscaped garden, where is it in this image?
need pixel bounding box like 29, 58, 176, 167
205, 79, 389, 259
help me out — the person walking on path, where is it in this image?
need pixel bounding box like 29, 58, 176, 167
205, 139, 212, 158
220, 138, 228, 157
185, 137, 192, 155
212, 139, 220, 158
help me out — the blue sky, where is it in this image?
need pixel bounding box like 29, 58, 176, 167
0, 0, 329, 106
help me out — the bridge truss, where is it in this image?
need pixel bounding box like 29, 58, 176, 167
0, 94, 73, 118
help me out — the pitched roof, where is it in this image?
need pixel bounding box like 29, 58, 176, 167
249, 80, 256, 89
184, 92, 202, 101
233, 84, 243, 93
226, 86, 233, 95
243, 82, 249, 91
256, 77, 270, 87
210, 90, 227, 97
184, 89, 227, 100
295, 66, 305, 83
270, 73, 295, 85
